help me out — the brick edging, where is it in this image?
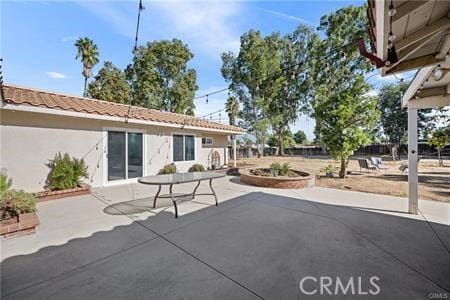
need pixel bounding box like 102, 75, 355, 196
35, 185, 91, 202
1, 212, 39, 238
240, 170, 315, 189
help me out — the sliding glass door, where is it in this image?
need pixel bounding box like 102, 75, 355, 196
127, 133, 143, 179
107, 131, 143, 182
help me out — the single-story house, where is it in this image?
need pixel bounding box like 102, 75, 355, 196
0, 84, 245, 192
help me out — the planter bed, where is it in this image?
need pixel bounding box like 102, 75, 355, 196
226, 164, 258, 176
35, 184, 91, 202
1, 212, 39, 238
240, 169, 315, 189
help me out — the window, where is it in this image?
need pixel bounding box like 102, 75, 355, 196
173, 134, 195, 162
202, 137, 213, 145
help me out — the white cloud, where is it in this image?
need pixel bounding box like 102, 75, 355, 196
76, 1, 243, 56
150, 1, 242, 54
45, 71, 67, 79
260, 8, 314, 26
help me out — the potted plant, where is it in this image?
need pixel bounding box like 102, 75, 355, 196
322, 164, 337, 178
36, 153, 91, 201
0, 170, 39, 237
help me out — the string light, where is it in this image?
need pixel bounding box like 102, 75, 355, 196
388, 3, 397, 17
388, 31, 396, 42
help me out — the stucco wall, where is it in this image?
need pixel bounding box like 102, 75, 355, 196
0, 109, 230, 192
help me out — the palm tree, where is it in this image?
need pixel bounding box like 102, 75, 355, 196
225, 96, 239, 161
75, 37, 99, 97
225, 96, 239, 126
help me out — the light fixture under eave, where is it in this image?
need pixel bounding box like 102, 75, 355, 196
431, 65, 450, 81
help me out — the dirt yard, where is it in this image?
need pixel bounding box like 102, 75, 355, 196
235, 156, 450, 203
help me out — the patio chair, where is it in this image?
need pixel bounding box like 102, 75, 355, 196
357, 158, 377, 173
370, 157, 389, 173
399, 158, 421, 175
399, 162, 408, 175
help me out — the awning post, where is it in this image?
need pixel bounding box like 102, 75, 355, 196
408, 107, 418, 214
233, 137, 237, 168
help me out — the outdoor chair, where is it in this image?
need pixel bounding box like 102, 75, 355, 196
399, 158, 420, 175
399, 162, 408, 175
357, 158, 377, 173
370, 157, 389, 173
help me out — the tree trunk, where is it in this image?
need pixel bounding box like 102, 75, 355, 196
438, 148, 443, 167
339, 158, 346, 178
83, 76, 88, 97
278, 131, 284, 156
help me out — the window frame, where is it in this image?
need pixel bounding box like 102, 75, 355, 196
102, 127, 146, 186
172, 133, 196, 163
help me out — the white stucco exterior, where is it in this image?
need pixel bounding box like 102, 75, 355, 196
0, 109, 229, 192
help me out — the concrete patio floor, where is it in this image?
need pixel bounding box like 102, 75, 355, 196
1, 175, 449, 299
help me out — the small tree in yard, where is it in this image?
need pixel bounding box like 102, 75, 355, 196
428, 129, 448, 167
311, 5, 379, 178
313, 77, 379, 178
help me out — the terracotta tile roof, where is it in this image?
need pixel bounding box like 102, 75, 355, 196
2, 84, 245, 134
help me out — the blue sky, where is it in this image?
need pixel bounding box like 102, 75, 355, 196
2, 0, 405, 139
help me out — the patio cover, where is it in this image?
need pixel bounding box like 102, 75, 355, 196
402, 56, 450, 109
365, 0, 450, 214
366, 0, 450, 75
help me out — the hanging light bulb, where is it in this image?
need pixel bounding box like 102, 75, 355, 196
387, 40, 394, 50
388, 31, 396, 42
388, 4, 397, 17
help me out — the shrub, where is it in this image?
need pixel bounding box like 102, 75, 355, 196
188, 164, 205, 172
0, 169, 12, 193
0, 189, 37, 220
48, 153, 88, 191
322, 164, 338, 174
270, 162, 290, 176
158, 163, 177, 175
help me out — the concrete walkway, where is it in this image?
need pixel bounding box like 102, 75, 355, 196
1, 176, 449, 299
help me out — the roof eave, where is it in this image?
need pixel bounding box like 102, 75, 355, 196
2, 103, 246, 135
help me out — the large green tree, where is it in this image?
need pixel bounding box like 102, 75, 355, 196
377, 82, 433, 159
127, 39, 198, 115
311, 5, 379, 177
221, 27, 317, 156
267, 130, 296, 150
221, 30, 281, 156
265, 26, 318, 155
75, 37, 99, 97
87, 61, 131, 103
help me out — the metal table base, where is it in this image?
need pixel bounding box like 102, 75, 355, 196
152, 179, 218, 218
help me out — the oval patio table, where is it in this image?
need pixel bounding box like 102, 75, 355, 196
138, 172, 226, 218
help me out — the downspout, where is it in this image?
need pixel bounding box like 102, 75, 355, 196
357, 37, 386, 68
